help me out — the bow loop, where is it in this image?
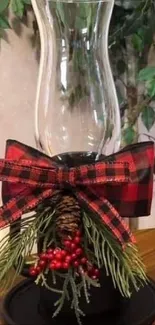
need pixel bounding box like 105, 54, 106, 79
0, 139, 154, 247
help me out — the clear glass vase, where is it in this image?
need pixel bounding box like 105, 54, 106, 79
31, 0, 122, 320
32, 0, 120, 158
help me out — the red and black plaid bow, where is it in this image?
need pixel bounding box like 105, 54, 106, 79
0, 140, 154, 246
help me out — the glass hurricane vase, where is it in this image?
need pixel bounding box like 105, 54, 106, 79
31, 0, 121, 321
32, 0, 120, 158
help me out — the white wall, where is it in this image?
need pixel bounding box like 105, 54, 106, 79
0, 18, 37, 155
0, 14, 37, 240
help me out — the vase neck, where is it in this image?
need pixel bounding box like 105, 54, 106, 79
32, 0, 120, 157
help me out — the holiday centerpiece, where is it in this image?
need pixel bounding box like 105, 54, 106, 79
0, 1, 155, 325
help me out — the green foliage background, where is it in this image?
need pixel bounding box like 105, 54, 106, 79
110, 0, 155, 144
1, 0, 155, 145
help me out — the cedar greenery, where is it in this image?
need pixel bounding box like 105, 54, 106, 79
0, 205, 147, 324
0, 207, 55, 291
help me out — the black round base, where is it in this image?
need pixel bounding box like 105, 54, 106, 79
2, 279, 155, 325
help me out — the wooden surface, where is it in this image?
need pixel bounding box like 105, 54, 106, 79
1, 229, 155, 324
135, 229, 155, 280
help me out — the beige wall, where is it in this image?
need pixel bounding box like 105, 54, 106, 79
0, 14, 37, 158
0, 15, 154, 242
0, 14, 37, 240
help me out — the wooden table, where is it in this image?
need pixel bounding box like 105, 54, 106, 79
1, 229, 155, 324
136, 229, 155, 325
135, 229, 155, 280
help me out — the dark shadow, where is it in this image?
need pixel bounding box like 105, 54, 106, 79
28, 19, 40, 64
1, 30, 10, 44
11, 16, 23, 37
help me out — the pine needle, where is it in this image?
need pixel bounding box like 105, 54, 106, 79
81, 272, 90, 304
0, 208, 56, 291
83, 212, 147, 298
53, 270, 71, 318
37, 273, 63, 294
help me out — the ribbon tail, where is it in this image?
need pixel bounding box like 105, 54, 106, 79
0, 188, 54, 228
75, 188, 135, 246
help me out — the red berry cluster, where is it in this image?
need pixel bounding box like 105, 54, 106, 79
29, 230, 100, 280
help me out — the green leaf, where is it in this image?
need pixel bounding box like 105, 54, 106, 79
141, 106, 155, 131
56, 2, 66, 27
115, 0, 141, 9
138, 67, 155, 81
11, 0, 24, 18
75, 16, 87, 30
123, 11, 144, 36
144, 14, 155, 47
123, 127, 136, 145
78, 3, 92, 20
23, 0, 31, 4
132, 33, 144, 52
146, 79, 155, 98
0, 15, 10, 29
116, 59, 126, 74
0, 0, 9, 13
55, 2, 76, 30
87, 4, 96, 30
75, 3, 93, 30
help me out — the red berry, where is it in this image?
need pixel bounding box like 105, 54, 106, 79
76, 230, 82, 237
71, 243, 76, 251
40, 252, 48, 260
29, 267, 38, 277
38, 260, 46, 268
47, 253, 54, 260
64, 240, 71, 249
93, 268, 100, 277
75, 248, 83, 256
74, 236, 81, 245
49, 262, 56, 270
71, 253, 76, 260
53, 248, 60, 255
55, 262, 62, 269
63, 262, 70, 269
47, 248, 53, 254
81, 257, 87, 265
55, 252, 62, 260
29, 269, 37, 277
88, 266, 94, 276
36, 266, 41, 274
65, 255, 72, 264
61, 250, 67, 259
73, 260, 79, 268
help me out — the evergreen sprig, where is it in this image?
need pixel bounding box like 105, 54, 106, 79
0, 207, 56, 291
83, 212, 147, 297
0, 205, 147, 324
39, 268, 99, 325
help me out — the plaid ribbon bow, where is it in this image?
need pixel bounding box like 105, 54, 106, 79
0, 140, 154, 246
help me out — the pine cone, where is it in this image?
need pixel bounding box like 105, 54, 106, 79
56, 195, 81, 239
